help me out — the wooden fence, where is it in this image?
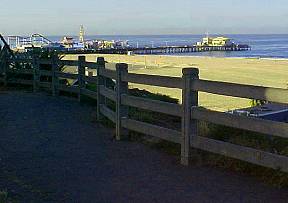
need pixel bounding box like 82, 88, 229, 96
0, 52, 288, 173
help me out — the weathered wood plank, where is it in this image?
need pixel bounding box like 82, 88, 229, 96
7, 58, 33, 63
78, 56, 86, 102
81, 88, 97, 100
122, 72, 182, 89
8, 79, 33, 85
2, 48, 8, 86
39, 82, 52, 89
100, 104, 116, 123
181, 68, 199, 165
98, 68, 116, 80
58, 60, 78, 66
192, 79, 288, 104
99, 85, 116, 101
7, 69, 33, 75
116, 63, 129, 140
0, 64, 3, 74
121, 94, 182, 116
0, 48, 5, 60
85, 61, 98, 69
121, 118, 181, 144
191, 108, 288, 139
55, 72, 78, 80
57, 84, 79, 94
97, 57, 106, 121
39, 70, 52, 76
32, 55, 40, 92
84, 76, 98, 84
52, 55, 59, 96
39, 59, 52, 65
191, 136, 288, 173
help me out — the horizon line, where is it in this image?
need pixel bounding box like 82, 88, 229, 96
2, 33, 288, 37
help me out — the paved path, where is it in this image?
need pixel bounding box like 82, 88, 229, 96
0, 91, 287, 202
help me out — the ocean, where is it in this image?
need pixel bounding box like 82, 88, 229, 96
8, 34, 288, 59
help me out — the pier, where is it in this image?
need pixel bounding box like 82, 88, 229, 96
129, 44, 250, 55
60, 44, 250, 55
4, 32, 251, 55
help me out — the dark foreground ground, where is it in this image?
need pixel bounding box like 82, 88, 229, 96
0, 91, 287, 202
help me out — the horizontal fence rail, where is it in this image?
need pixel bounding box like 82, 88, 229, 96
7, 79, 33, 85
99, 85, 116, 101
39, 70, 53, 76
192, 79, 288, 104
1, 52, 288, 173
191, 108, 288, 139
85, 61, 99, 69
121, 118, 182, 144
7, 69, 34, 74
121, 94, 182, 117
7, 58, 33, 63
55, 72, 78, 80
122, 72, 182, 88
39, 59, 52, 65
84, 76, 97, 84
190, 136, 288, 172
98, 68, 117, 80
100, 104, 116, 123
58, 59, 78, 66
57, 84, 79, 94
81, 88, 98, 100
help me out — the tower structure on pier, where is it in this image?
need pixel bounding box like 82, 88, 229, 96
79, 25, 85, 43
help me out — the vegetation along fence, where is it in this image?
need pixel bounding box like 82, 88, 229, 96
0, 49, 288, 173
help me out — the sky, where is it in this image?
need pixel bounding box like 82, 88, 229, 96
0, 0, 287, 36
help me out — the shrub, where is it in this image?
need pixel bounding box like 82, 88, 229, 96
0, 190, 8, 203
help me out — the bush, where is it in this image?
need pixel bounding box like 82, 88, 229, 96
0, 190, 8, 203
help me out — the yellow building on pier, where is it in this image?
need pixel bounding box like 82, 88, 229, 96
197, 36, 233, 47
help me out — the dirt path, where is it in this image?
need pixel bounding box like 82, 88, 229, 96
0, 91, 287, 202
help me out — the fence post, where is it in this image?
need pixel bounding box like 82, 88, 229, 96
116, 63, 129, 141
33, 54, 40, 92
51, 53, 59, 96
181, 68, 199, 165
96, 57, 105, 120
3, 48, 8, 86
78, 56, 86, 102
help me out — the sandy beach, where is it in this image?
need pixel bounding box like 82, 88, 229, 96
63, 54, 288, 111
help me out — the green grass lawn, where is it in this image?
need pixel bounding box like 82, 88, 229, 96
63, 54, 288, 111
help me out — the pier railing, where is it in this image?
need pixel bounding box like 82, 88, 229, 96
0, 52, 288, 173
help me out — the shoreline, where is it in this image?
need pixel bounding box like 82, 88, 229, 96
140, 54, 288, 61
73, 52, 288, 61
